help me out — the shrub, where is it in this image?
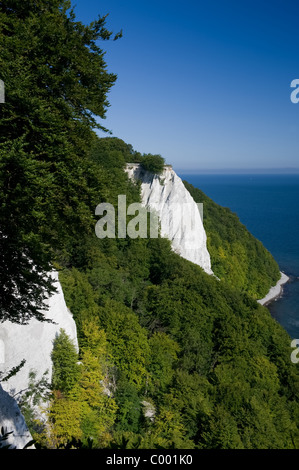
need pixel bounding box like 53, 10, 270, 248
140, 154, 165, 175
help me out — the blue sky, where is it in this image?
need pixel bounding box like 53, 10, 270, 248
73, 0, 299, 173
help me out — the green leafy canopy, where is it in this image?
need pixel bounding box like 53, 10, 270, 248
0, 0, 121, 323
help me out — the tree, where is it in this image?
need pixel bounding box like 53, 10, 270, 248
51, 329, 80, 394
99, 300, 151, 392
114, 379, 142, 434
0, 0, 121, 323
68, 321, 118, 447
47, 392, 83, 448
147, 332, 180, 393
43, 322, 117, 448
141, 405, 195, 449
140, 154, 165, 175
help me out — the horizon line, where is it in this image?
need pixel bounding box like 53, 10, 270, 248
175, 168, 299, 174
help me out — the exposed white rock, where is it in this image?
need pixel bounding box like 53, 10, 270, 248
0, 271, 78, 397
0, 385, 33, 449
125, 163, 213, 275
141, 400, 155, 422
0, 271, 78, 448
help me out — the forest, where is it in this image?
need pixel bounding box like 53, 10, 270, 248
0, 0, 299, 449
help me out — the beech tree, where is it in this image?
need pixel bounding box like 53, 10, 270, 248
0, 0, 121, 323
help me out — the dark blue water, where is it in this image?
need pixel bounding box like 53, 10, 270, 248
179, 173, 299, 339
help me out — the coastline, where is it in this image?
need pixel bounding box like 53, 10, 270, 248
257, 271, 289, 306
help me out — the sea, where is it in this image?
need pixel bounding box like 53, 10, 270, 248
179, 173, 299, 341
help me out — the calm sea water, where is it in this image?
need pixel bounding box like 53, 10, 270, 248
179, 173, 299, 340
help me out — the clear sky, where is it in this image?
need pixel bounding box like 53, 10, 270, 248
72, 0, 299, 173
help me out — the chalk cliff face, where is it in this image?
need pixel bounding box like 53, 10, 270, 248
125, 164, 213, 275
0, 271, 78, 448
0, 385, 33, 449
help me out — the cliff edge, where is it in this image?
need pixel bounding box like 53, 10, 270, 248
125, 163, 213, 275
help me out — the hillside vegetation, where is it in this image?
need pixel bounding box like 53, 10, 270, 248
183, 181, 281, 298
38, 137, 299, 449
1, 1, 298, 450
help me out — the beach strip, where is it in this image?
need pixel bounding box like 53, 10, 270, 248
257, 271, 289, 306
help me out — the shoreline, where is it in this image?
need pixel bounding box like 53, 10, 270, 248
257, 271, 289, 306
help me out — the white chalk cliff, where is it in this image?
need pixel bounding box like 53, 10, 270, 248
125, 163, 213, 275
0, 386, 33, 449
0, 271, 78, 448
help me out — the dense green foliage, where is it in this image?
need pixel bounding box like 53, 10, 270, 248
90, 136, 166, 174
35, 323, 117, 448
183, 181, 281, 298
53, 138, 299, 449
140, 154, 165, 175
1, 0, 299, 450
0, 0, 120, 323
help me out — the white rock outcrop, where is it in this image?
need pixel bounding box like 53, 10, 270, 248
0, 385, 33, 449
125, 164, 213, 275
0, 271, 78, 448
